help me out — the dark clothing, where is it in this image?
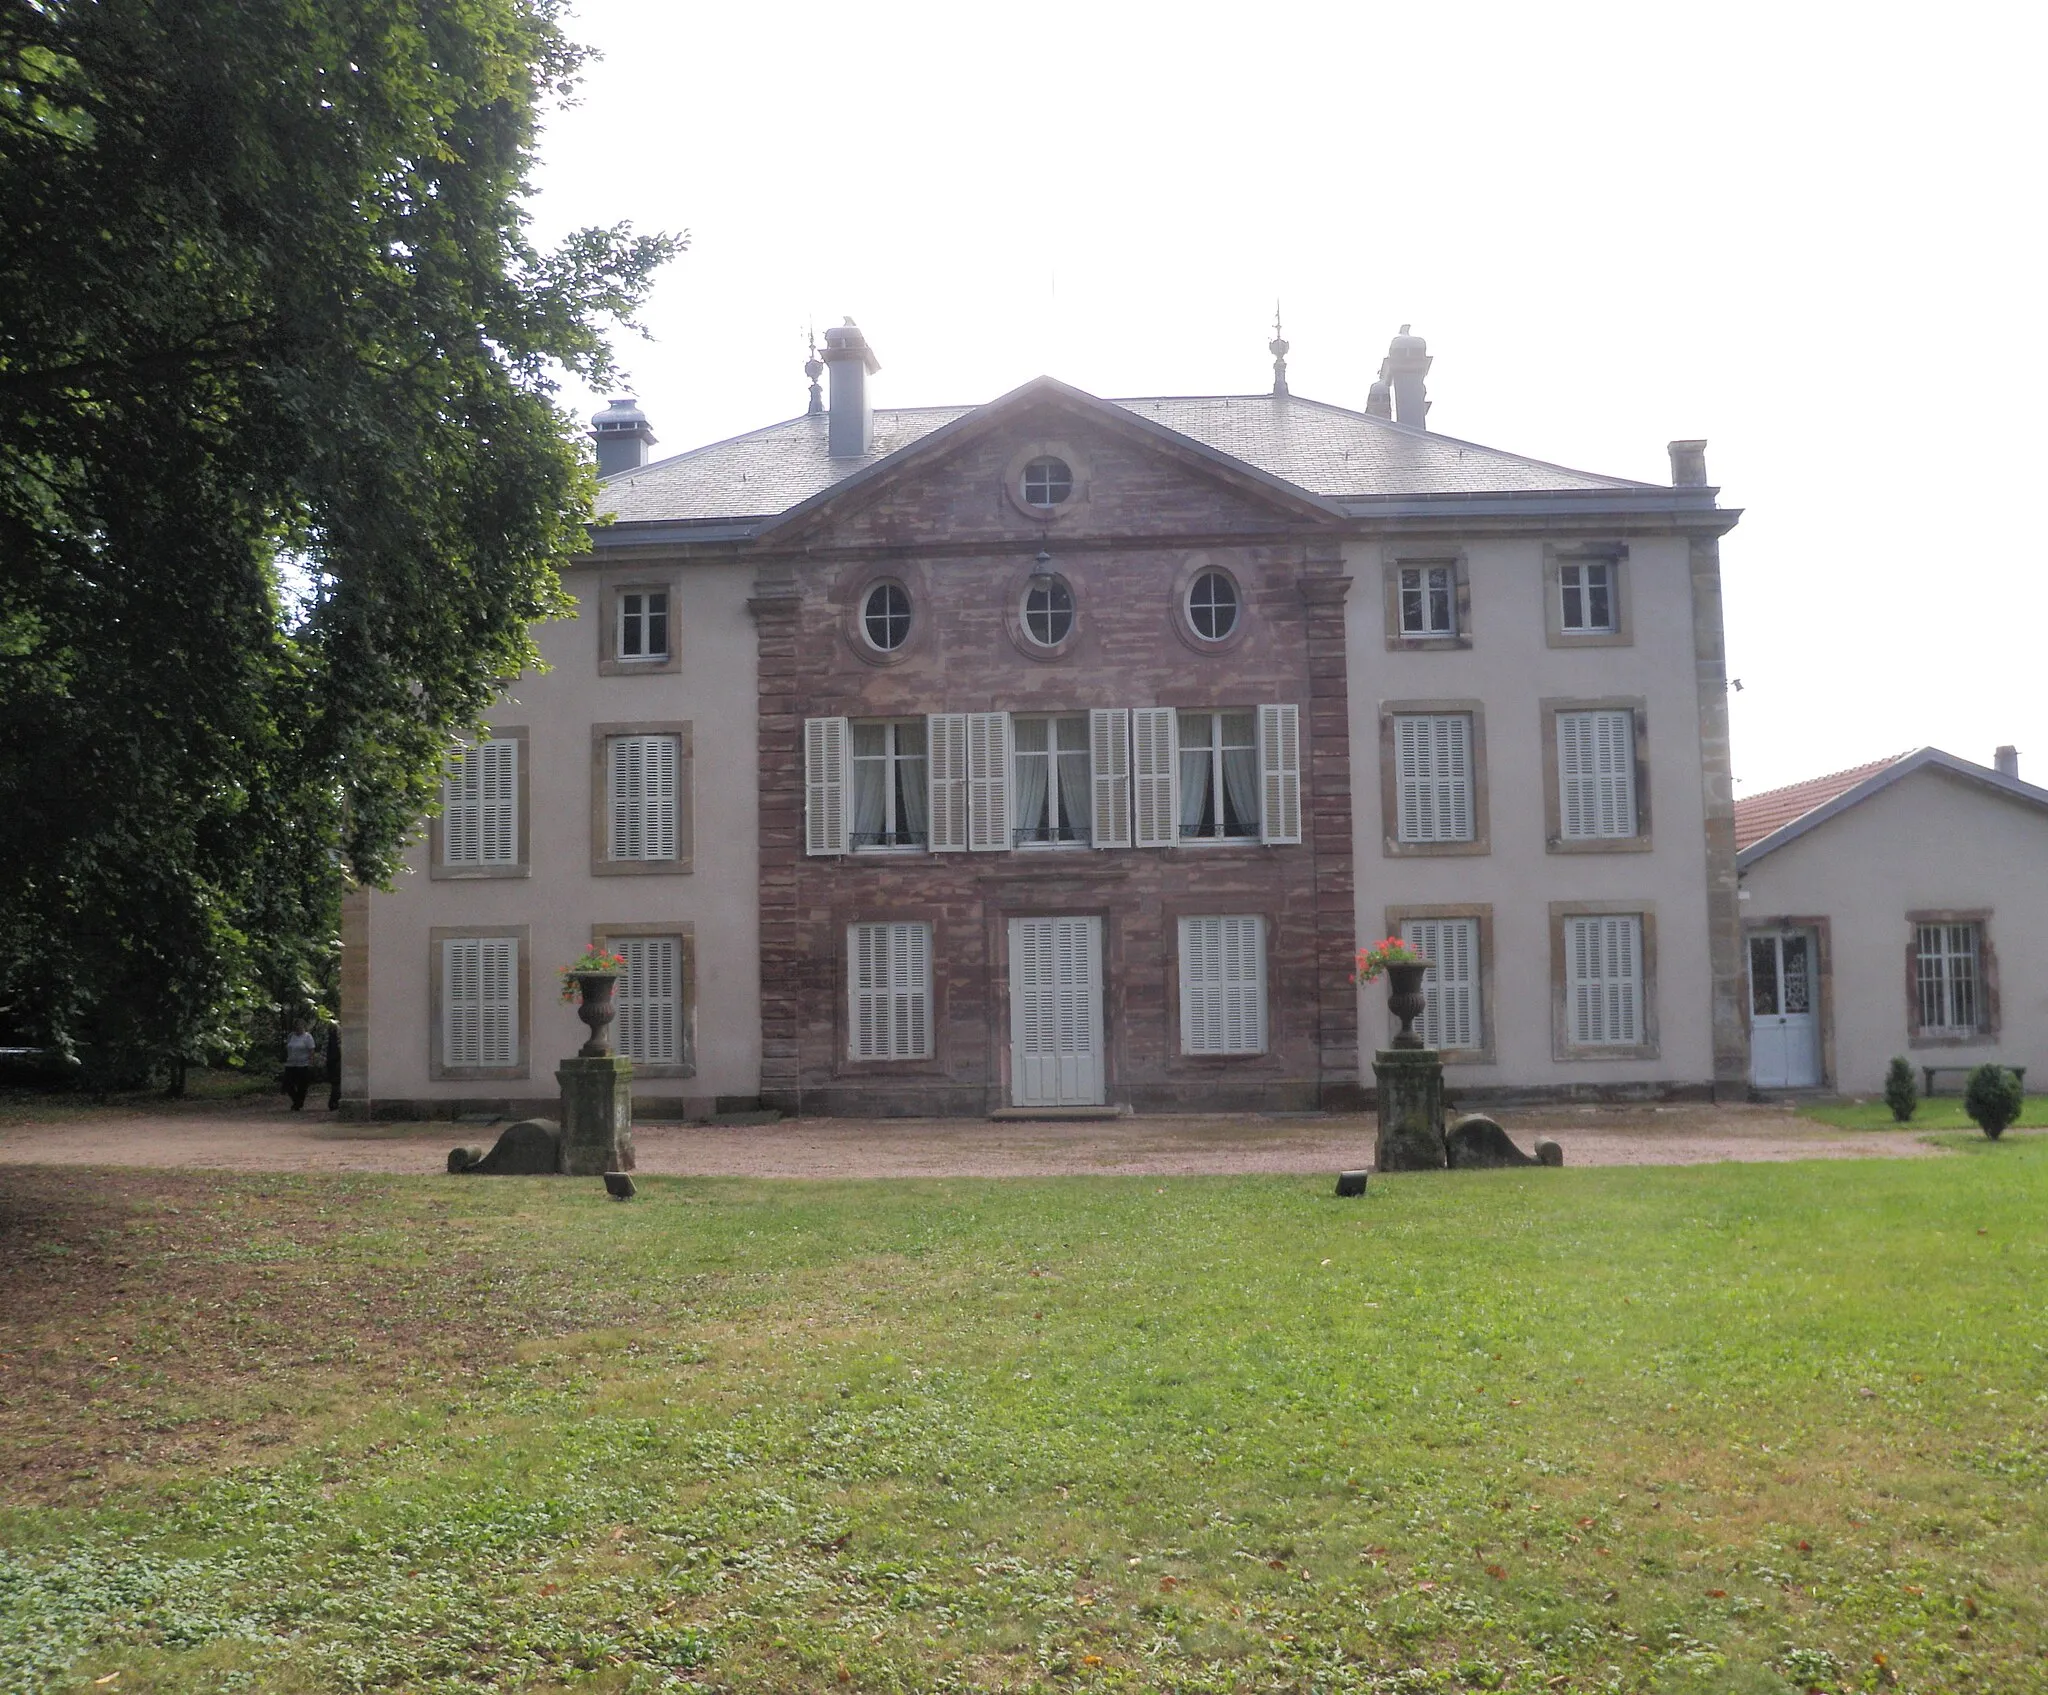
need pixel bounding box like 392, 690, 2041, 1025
283, 1066, 312, 1110
326, 1027, 342, 1110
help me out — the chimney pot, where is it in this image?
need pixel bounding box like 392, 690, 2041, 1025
1994, 744, 2020, 779
1379, 325, 1431, 428
590, 397, 656, 478
1668, 439, 1709, 487
822, 318, 881, 458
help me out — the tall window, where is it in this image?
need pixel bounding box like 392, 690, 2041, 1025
442, 936, 516, 1068
849, 921, 933, 1060
1013, 714, 1091, 844
851, 719, 928, 849
1399, 564, 1455, 635
1400, 917, 1480, 1051
1179, 916, 1266, 1054
612, 936, 682, 1067
618, 589, 670, 660
1565, 914, 1642, 1046
607, 734, 680, 861
1393, 714, 1474, 843
1557, 710, 1638, 838
1022, 575, 1074, 645
1560, 561, 1615, 633
1178, 710, 1258, 839
1916, 924, 1981, 1032
443, 738, 517, 865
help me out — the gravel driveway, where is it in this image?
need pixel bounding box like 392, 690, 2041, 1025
0, 1099, 1943, 1177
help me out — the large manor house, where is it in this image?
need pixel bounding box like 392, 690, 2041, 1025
341, 322, 1754, 1118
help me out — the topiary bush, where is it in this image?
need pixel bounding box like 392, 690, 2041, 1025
1883, 1055, 1918, 1123
1963, 1063, 2024, 1139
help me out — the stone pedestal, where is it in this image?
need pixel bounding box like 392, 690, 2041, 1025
557, 1056, 636, 1174
1373, 1047, 1446, 1171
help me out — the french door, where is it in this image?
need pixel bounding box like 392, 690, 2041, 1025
1008, 916, 1105, 1106
1748, 929, 1819, 1088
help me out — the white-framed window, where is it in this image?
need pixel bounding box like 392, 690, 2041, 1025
612, 936, 682, 1067
1022, 456, 1073, 508
1179, 916, 1267, 1055
1560, 560, 1615, 634
1565, 914, 1642, 1046
1557, 709, 1637, 839
849, 921, 933, 1060
618, 589, 670, 661
862, 582, 912, 651
1399, 917, 1480, 1051
442, 737, 518, 865
851, 719, 929, 849
1186, 570, 1239, 641
1021, 574, 1074, 645
607, 733, 679, 861
1393, 713, 1474, 843
1178, 709, 1259, 840
1012, 714, 1091, 845
1399, 564, 1455, 635
442, 936, 517, 1068
1916, 923, 1981, 1032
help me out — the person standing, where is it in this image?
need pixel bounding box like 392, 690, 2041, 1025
282, 1020, 316, 1111
326, 1022, 342, 1111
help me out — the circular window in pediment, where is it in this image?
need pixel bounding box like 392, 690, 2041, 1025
1021, 456, 1074, 509
1186, 569, 1239, 641
861, 581, 912, 651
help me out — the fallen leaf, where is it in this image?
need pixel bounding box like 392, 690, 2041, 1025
1081, 1654, 1103, 1667
1596, 1547, 1611, 1557
825, 1531, 852, 1551
1964, 1596, 1980, 1617
1706, 1588, 1727, 1598
1577, 1517, 1596, 1528
94, 1679, 120, 1689
1268, 1558, 1287, 1570
1798, 1540, 1812, 1552
836, 1663, 851, 1684
1415, 1580, 1438, 1592
1485, 1564, 1507, 1580
1507, 1398, 1523, 1407
1159, 1576, 1179, 1591
1320, 1258, 1331, 1266
1903, 1584, 1923, 1596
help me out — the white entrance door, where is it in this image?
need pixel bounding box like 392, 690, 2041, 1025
1008, 916, 1105, 1107
1748, 930, 1819, 1088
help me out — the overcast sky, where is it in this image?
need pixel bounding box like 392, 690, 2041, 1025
528, 0, 2045, 795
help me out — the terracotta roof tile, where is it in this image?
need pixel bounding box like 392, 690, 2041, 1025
1733, 755, 1910, 850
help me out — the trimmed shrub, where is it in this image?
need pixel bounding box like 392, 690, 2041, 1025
1963, 1064, 2025, 1139
1883, 1055, 1918, 1124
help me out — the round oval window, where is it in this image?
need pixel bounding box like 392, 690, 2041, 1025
1022, 576, 1074, 646
862, 581, 911, 650
1021, 456, 1073, 509
1186, 569, 1238, 641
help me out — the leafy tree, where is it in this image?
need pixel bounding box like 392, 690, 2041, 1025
1963, 1064, 2023, 1141
1883, 1055, 1918, 1124
0, 0, 681, 1083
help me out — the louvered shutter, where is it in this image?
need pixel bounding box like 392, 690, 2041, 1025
607, 735, 677, 861
479, 739, 517, 864
1179, 916, 1266, 1055
443, 938, 480, 1066
1089, 708, 1131, 848
804, 717, 851, 855
608, 736, 640, 859
1567, 914, 1641, 1044
444, 936, 516, 1067
966, 711, 1012, 852
614, 936, 680, 1066
1394, 713, 1472, 843
927, 713, 969, 852
1258, 704, 1302, 845
1558, 710, 1634, 839
849, 922, 932, 1059
1401, 917, 1479, 1051
442, 746, 483, 865
1131, 707, 1179, 848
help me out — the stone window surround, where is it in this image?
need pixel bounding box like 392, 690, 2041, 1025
1002, 558, 1084, 662
596, 566, 683, 675
1381, 902, 1496, 1065
427, 924, 531, 1082
1381, 547, 1472, 651
1001, 438, 1095, 523
589, 721, 696, 877
837, 559, 931, 668
1170, 554, 1251, 656
432, 724, 529, 880
1159, 903, 1284, 1073
1542, 541, 1632, 648
1539, 696, 1654, 854
1742, 913, 1836, 1089
1904, 908, 2001, 1048
830, 903, 950, 1081
1548, 900, 1660, 1062
1377, 698, 1491, 858
588, 920, 698, 1080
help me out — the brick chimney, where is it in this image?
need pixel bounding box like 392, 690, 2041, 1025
1995, 744, 2020, 779
1378, 325, 1430, 428
822, 318, 881, 458
590, 398, 656, 478
1668, 439, 1709, 487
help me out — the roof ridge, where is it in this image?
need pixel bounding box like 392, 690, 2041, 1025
1736, 752, 1913, 806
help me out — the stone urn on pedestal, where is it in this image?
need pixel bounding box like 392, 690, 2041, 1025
1383, 961, 1430, 1049
556, 953, 635, 1175
1357, 939, 1446, 1172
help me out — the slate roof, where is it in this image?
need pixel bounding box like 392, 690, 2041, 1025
1735, 748, 2048, 867
1733, 755, 1908, 851
595, 391, 1654, 526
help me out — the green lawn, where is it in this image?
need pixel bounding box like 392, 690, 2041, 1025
1797, 1095, 2048, 1132
2, 1146, 2044, 1693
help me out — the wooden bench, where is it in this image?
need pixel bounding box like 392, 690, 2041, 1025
1921, 1063, 2027, 1096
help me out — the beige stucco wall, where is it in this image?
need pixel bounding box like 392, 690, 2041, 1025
1344, 532, 1718, 1090
1738, 768, 2048, 1093
358, 557, 761, 1112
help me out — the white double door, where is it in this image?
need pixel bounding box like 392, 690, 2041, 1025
1008, 916, 1105, 1107
1749, 929, 1819, 1088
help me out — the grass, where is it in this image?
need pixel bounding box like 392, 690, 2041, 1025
1, 1147, 2045, 1693
1796, 1094, 2048, 1132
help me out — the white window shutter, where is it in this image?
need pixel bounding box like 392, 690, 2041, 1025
443, 939, 478, 1066
479, 739, 517, 864
1131, 707, 1179, 848
1567, 914, 1641, 1044
608, 736, 639, 859
804, 716, 851, 856
966, 710, 1012, 852
1394, 713, 1473, 844
1089, 708, 1131, 848
1179, 915, 1266, 1055
1596, 710, 1634, 837
1257, 703, 1302, 845
615, 936, 680, 1065
649, 735, 678, 860
443, 745, 486, 865
1401, 917, 1479, 1051
849, 922, 933, 1059
1559, 711, 1634, 839
479, 938, 516, 1065
927, 713, 969, 852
